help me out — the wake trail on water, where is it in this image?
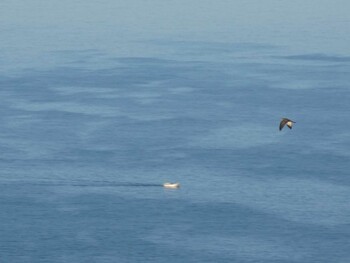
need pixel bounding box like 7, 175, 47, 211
1, 179, 163, 188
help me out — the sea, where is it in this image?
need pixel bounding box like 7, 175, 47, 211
1, 1, 350, 262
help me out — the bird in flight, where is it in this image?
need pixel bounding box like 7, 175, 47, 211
279, 118, 296, 131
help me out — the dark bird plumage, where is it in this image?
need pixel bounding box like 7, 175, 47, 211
279, 118, 295, 131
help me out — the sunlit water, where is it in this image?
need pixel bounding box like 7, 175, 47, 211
1, 1, 350, 262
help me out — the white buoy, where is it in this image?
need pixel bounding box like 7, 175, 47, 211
163, 182, 180, 189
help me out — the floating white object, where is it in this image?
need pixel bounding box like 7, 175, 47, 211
163, 182, 180, 189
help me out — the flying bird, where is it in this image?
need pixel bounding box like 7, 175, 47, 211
279, 118, 295, 131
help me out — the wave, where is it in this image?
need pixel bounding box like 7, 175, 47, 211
280, 53, 350, 62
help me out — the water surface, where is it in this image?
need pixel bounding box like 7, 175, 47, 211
1, 1, 350, 262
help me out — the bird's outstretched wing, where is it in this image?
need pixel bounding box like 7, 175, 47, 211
279, 118, 289, 131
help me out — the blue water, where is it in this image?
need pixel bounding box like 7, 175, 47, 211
1, 1, 350, 262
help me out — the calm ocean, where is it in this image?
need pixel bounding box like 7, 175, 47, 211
1, 1, 350, 262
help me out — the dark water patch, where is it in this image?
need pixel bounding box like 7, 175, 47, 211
150, 40, 279, 54
0, 184, 348, 263
280, 53, 350, 63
